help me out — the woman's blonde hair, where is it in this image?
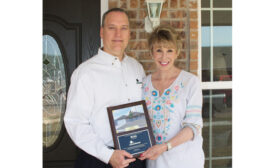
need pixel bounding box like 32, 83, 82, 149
148, 25, 182, 56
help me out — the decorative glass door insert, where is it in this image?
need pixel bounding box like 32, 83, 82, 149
43, 35, 66, 148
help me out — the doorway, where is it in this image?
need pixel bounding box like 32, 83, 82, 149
43, 0, 101, 167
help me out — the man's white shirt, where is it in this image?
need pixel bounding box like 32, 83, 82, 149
64, 49, 145, 163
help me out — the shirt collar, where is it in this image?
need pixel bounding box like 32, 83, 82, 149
93, 48, 128, 67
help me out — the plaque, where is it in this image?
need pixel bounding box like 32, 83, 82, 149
107, 100, 156, 157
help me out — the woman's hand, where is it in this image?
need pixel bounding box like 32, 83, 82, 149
139, 143, 167, 160
139, 127, 194, 161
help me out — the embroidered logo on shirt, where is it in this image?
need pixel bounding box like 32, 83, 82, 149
136, 79, 142, 84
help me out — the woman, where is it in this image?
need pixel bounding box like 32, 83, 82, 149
139, 25, 204, 168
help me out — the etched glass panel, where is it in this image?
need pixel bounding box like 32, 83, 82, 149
43, 35, 66, 148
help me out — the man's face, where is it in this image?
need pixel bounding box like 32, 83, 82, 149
100, 11, 130, 59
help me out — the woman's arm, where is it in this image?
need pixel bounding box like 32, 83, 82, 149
139, 126, 194, 160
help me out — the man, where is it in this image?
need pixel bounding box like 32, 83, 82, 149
64, 8, 146, 168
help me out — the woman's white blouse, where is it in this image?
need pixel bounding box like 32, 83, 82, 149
142, 70, 205, 168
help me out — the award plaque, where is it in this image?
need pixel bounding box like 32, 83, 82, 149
107, 100, 156, 157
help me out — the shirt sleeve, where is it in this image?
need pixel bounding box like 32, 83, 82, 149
181, 76, 203, 140
64, 69, 114, 164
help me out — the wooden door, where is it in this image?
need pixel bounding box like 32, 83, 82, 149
43, 0, 100, 167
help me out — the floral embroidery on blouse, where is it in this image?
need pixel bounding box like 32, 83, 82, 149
143, 78, 183, 144
164, 89, 171, 96
152, 90, 158, 97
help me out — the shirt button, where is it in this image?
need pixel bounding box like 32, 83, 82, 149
115, 58, 118, 60
128, 98, 130, 101
125, 84, 128, 87
112, 63, 114, 65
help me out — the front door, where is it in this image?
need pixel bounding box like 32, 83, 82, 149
43, 0, 100, 167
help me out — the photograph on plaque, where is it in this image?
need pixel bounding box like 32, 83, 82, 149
107, 100, 156, 157
113, 104, 147, 133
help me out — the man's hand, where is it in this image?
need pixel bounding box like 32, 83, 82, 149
109, 150, 136, 168
139, 144, 167, 160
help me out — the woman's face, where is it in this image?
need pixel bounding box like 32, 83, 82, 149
152, 43, 178, 71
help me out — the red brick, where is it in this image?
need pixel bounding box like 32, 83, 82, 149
190, 31, 198, 40
139, 31, 150, 39
170, 10, 187, 18
163, 1, 168, 9
160, 10, 168, 19
138, 51, 151, 60
126, 51, 138, 59
127, 10, 137, 19
190, 20, 198, 29
140, 61, 156, 72
139, 9, 147, 19
190, 11, 197, 19
140, 0, 146, 9
178, 51, 186, 59
189, 1, 197, 9
179, 31, 186, 39
178, 40, 186, 49
160, 20, 171, 26
109, 1, 118, 9
170, 0, 178, 8
130, 20, 145, 29
190, 50, 198, 60
182, 41, 186, 49
128, 41, 148, 50
130, 31, 136, 39
171, 21, 185, 29
180, 0, 187, 8
190, 71, 198, 76
190, 60, 198, 70
175, 60, 186, 69
120, 0, 127, 8
190, 40, 198, 50
130, 0, 138, 8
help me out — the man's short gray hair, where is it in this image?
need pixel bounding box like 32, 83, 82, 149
101, 8, 129, 27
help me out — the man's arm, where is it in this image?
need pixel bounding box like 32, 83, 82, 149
64, 70, 114, 163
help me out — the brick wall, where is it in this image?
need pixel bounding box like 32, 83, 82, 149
108, 0, 199, 75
